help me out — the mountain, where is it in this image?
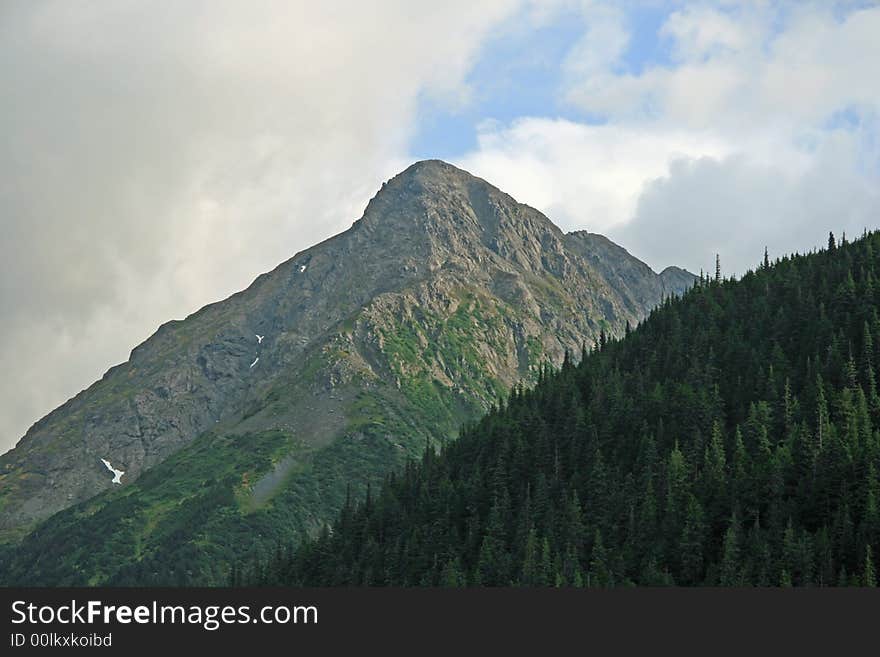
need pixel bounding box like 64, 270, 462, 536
279, 232, 880, 587
0, 160, 694, 584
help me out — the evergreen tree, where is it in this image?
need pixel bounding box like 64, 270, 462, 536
719, 511, 743, 586
589, 530, 613, 588
864, 547, 876, 587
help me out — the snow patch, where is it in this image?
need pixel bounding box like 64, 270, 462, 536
100, 458, 124, 484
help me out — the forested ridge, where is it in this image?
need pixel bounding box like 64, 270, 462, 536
254, 231, 879, 587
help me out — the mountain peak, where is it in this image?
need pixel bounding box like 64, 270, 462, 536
360, 158, 552, 237
352, 158, 569, 277
369, 159, 497, 207
393, 159, 489, 186
398, 158, 460, 177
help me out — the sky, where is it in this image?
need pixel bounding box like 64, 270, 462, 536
1, 0, 879, 455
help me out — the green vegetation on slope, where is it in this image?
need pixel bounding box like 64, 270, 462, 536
274, 231, 880, 587
0, 284, 555, 585
0, 385, 437, 586
378, 290, 530, 438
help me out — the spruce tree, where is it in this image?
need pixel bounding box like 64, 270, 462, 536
864, 547, 876, 587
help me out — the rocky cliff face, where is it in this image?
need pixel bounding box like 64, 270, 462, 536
0, 160, 695, 552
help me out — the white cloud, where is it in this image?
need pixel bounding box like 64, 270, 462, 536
565, 3, 880, 129
461, 1, 880, 275
661, 5, 751, 63
457, 117, 730, 232
562, 4, 629, 80
614, 131, 880, 276
0, 0, 529, 454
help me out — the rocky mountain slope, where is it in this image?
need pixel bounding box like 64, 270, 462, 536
0, 160, 694, 582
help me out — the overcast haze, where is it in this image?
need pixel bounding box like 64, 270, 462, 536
2, 0, 879, 455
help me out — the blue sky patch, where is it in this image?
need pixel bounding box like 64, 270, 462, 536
410, 3, 677, 161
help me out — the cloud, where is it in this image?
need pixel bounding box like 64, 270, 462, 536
459, 1, 880, 275
661, 4, 752, 63
564, 3, 880, 130
614, 132, 880, 276
0, 0, 529, 454
561, 3, 629, 82
457, 117, 730, 232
